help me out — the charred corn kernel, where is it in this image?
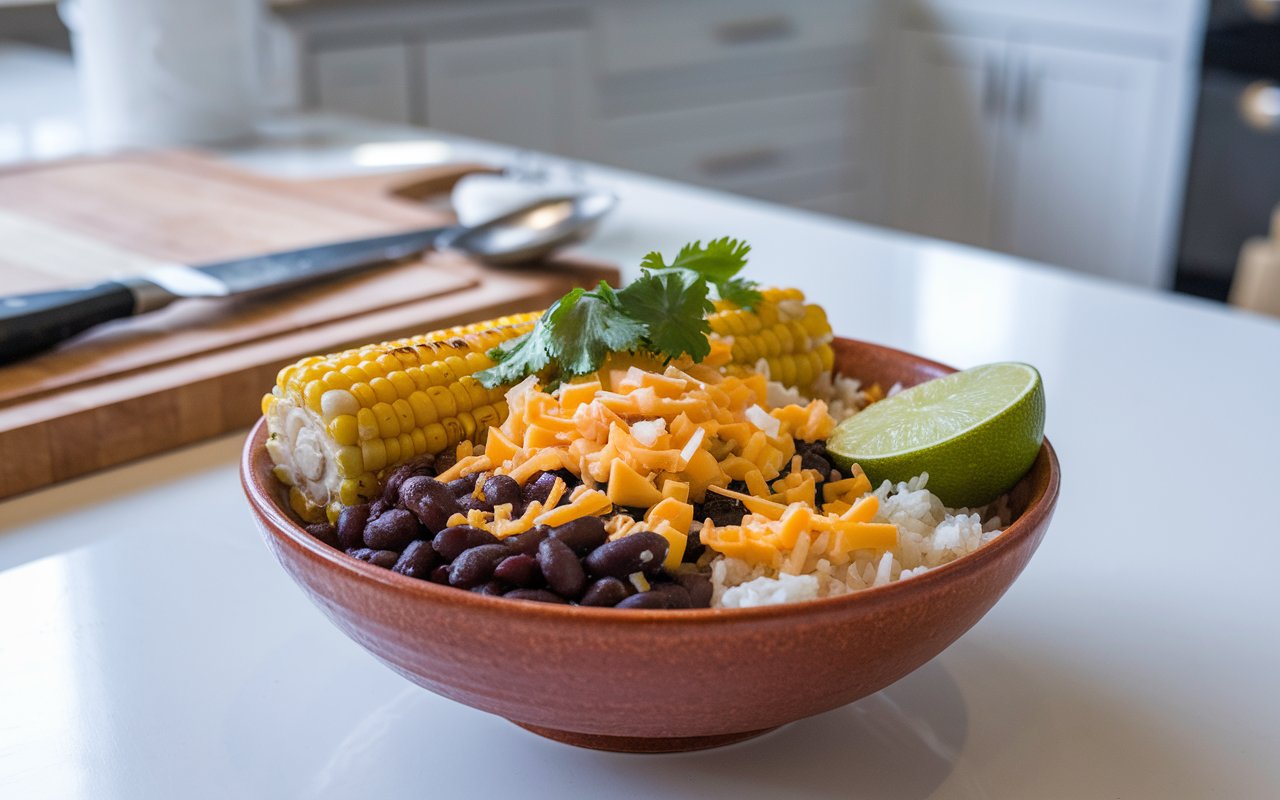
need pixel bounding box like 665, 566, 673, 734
473, 404, 501, 435
458, 411, 478, 441
462, 377, 489, 409
263, 312, 539, 517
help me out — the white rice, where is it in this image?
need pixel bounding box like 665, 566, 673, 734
709, 368, 1010, 608
710, 474, 1009, 607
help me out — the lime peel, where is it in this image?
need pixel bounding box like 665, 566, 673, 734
827, 362, 1045, 508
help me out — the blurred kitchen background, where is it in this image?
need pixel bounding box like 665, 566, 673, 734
2, 0, 1278, 310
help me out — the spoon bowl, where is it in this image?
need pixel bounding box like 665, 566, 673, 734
443, 190, 618, 265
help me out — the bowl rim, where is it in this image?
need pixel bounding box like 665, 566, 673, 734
242, 337, 1060, 625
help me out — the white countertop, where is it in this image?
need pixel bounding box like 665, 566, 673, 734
2, 94, 1280, 798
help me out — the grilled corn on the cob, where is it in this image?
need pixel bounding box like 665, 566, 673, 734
263, 312, 538, 521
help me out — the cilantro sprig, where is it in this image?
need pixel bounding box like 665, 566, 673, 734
476, 237, 759, 388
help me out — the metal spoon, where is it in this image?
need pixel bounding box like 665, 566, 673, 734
0, 189, 618, 363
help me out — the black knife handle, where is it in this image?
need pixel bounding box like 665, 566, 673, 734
0, 281, 137, 364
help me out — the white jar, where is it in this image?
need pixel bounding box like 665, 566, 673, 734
60, 0, 263, 150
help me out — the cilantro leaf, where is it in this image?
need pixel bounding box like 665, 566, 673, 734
543, 284, 647, 376
616, 270, 713, 363
716, 277, 762, 309
475, 329, 551, 388
640, 237, 750, 283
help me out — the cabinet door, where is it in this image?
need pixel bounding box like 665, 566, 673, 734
889, 31, 1007, 249
419, 30, 589, 157
312, 42, 413, 124
994, 42, 1163, 283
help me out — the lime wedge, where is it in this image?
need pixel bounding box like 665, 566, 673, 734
827, 362, 1045, 508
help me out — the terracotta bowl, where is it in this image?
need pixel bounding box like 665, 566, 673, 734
242, 337, 1060, 753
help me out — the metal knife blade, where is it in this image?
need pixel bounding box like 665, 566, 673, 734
182, 226, 451, 297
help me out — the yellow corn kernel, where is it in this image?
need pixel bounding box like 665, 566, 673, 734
329, 415, 358, 447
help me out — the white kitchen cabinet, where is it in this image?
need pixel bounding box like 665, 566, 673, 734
996, 42, 1163, 282
311, 42, 413, 124
888, 31, 1004, 249
418, 29, 590, 158
889, 26, 1190, 286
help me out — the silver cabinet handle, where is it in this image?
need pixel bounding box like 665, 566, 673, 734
1012, 61, 1035, 124
698, 146, 784, 176
982, 54, 1003, 118
713, 15, 794, 45
1240, 80, 1280, 132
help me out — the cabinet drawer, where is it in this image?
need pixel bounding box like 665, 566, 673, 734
311, 42, 412, 124
597, 0, 876, 75
602, 89, 867, 186
725, 166, 867, 208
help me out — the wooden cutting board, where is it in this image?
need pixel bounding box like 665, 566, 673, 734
0, 151, 617, 500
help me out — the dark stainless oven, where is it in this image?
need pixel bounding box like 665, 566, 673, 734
1176, 0, 1280, 300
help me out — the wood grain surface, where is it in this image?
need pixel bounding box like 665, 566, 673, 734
0, 151, 616, 499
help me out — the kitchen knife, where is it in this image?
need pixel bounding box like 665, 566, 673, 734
0, 226, 447, 364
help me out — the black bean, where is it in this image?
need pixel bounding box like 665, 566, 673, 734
649, 582, 692, 609
363, 508, 420, 550
391, 540, 437, 579
537, 538, 586, 599
676, 572, 714, 608
580, 577, 630, 607
400, 476, 460, 533
548, 516, 608, 555
471, 581, 506, 596
368, 499, 389, 519
682, 528, 706, 563
493, 554, 541, 588
434, 450, 458, 474
336, 503, 372, 550
432, 525, 499, 561
697, 493, 748, 528
483, 475, 522, 510
504, 588, 568, 604
616, 592, 669, 610
521, 471, 559, 505
553, 468, 582, 489
584, 531, 669, 580
305, 522, 340, 549
382, 454, 437, 503
447, 474, 481, 497
800, 451, 831, 476
504, 526, 550, 557
448, 544, 510, 589
429, 564, 451, 584
347, 548, 400, 569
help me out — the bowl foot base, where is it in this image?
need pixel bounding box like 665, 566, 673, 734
511, 721, 780, 753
